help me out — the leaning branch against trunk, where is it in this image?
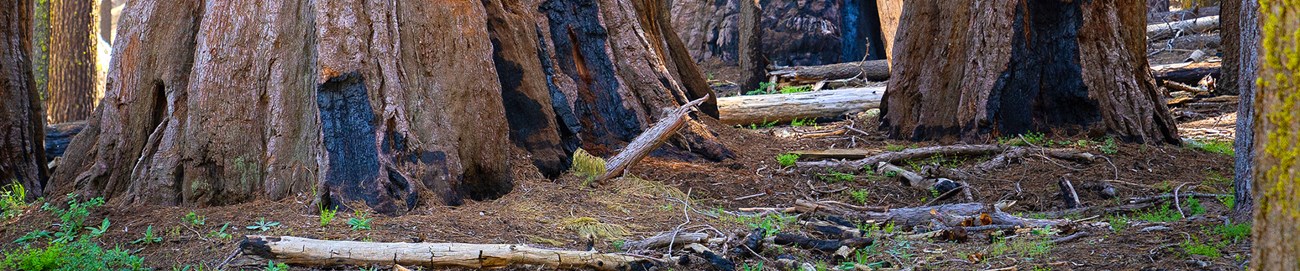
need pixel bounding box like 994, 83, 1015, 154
236, 236, 655, 270
769, 60, 890, 83
717, 87, 884, 125
596, 96, 709, 184
1147, 15, 1220, 40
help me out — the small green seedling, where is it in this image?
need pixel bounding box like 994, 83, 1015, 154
319, 206, 338, 227
131, 225, 163, 245
348, 210, 372, 231
247, 217, 281, 232
209, 223, 233, 240
183, 212, 205, 226
776, 153, 799, 167
85, 218, 111, 238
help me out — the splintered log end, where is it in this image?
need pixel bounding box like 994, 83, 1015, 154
240, 235, 279, 259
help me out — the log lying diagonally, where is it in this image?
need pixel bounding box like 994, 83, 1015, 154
238, 236, 655, 270
596, 96, 710, 184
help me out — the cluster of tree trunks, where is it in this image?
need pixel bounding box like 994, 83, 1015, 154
880, 0, 1179, 144
1, 0, 49, 198
49, 0, 728, 214
671, 0, 890, 66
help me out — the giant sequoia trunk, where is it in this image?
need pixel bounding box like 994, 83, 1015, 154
1, 0, 49, 197
1251, 1, 1299, 268
880, 0, 1179, 144
671, 0, 888, 66
47, 0, 99, 123
53, 0, 726, 214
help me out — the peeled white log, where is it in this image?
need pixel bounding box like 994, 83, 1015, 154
1147, 15, 1219, 40
717, 87, 884, 125
239, 235, 649, 270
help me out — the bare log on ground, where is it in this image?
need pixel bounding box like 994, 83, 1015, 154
623, 232, 708, 251
717, 87, 884, 125
771, 233, 872, 252
1161, 34, 1221, 50
769, 60, 890, 83
596, 96, 709, 184
1147, 15, 1220, 40
237, 236, 652, 270
796, 145, 1003, 172
1128, 193, 1228, 204
1152, 62, 1221, 85
789, 202, 1063, 229
877, 163, 930, 188
1148, 6, 1219, 22
788, 149, 877, 160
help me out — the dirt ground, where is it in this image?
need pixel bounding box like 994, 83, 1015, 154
0, 97, 1244, 270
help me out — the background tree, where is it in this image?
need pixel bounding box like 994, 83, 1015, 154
879, 0, 1179, 144
2, 0, 49, 198
736, 0, 765, 92
53, 0, 727, 214
31, 0, 51, 103
1229, 0, 1261, 221
46, 0, 98, 123
1251, 1, 1299, 268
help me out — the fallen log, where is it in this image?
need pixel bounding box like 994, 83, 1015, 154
788, 149, 877, 160
1161, 34, 1220, 50
1152, 62, 1220, 85
597, 96, 709, 184
1148, 6, 1219, 22
237, 236, 654, 270
796, 144, 1003, 172
623, 232, 709, 251
1147, 15, 1219, 40
717, 87, 884, 125
771, 233, 872, 252
769, 60, 890, 82
789, 202, 1063, 229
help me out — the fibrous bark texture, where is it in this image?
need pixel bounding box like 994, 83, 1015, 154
1250, 1, 1299, 269
47, 0, 99, 123
880, 0, 1179, 144
54, 0, 725, 214
1, 0, 49, 197
1231, 0, 1259, 221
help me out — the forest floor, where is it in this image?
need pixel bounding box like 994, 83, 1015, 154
0, 98, 1244, 270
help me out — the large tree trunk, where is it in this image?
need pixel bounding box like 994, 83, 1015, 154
53, 0, 726, 215
47, 0, 99, 123
671, 0, 885, 66
1250, 1, 1299, 269
1, 0, 49, 198
736, 0, 765, 91
879, 0, 1179, 144
1230, 0, 1259, 222
875, 0, 903, 66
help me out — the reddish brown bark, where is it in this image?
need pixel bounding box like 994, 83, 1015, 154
54, 0, 726, 214
1, 0, 49, 197
880, 0, 1178, 144
47, 0, 99, 123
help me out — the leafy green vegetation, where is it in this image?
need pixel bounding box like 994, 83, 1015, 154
776, 153, 799, 167
849, 189, 870, 205
884, 144, 915, 152
778, 85, 811, 94
183, 212, 205, 226
1185, 196, 1206, 217
1136, 203, 1180, 223
571, 149, 607, 185
790, 117, 815, 127
262, 260, 289, 271
740, 262, 763, 271
130, 226, 162, 245
1098, 137, 1119, 155
746, 119, 780, 129
208, 223, 233, 240
1, 183, 29, 220
998, 132, 1048, 147
1181, 237, 1225, 258
1107, 215, 1130, 232
1214, 223, 1251, 242
1218, 192, 1236, 209
818, 170, 854, 183
744, 82, 776, 95
319, 206, 338, 227
348, 210, 373, 231
731, 213, 797, 237
2, 195, 146, 270
988, 236, 1052, 259
1185, 139, 1234, 156
247, 217, 281, 232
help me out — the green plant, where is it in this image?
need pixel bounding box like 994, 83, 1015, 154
742, 213, 797, 236
1214, 222, 1251, 242
776, 153, 799, 167
1185, 196, 1206, 217
262, 260, 288, 271
571, 149, 607, 185
1107, 215, 1130, 232
988, 237, 1052, 259
740, 262, 763, 271
998, 132, 1048, 147
84, 219, 110, 238
208, 223, 233, 240
1218, 193, 1236, 209
1185, 139, 1234, 156
319, 206, 338, 227
849, 189, 870, 205
745, 82, 776, 95
348, 210, 372, 231
42, 195, 105, 244
818, 170, 854, 183
183, 212, 205, 226
0, 183, 29, 219
1098, 137, 1118, 155
246, 217, 281, 232
779, 85, 811, 94
790, 117, 814, 127
130, 226, 162, 245
611, 240, 625, 251
1136, 203, 1180, 223
2, 237, 145, 270
884, 144, 914, 152
1181, 237, 1224, 258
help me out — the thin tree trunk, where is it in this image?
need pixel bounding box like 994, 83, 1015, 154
1231, 0, 1259, 222
47, 0, 98, 123
1, 0, 49, 198
1250, 1, 1299, 269
875, 0, 903, 66
880, 0, 1178, 144
31, 0, 51, 103
1219, 0, 1239, 95
737, 0, 765, 93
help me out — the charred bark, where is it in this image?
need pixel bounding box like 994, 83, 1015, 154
1, 0, 49, 198
880, 0, 1178, 144
53, 0, 726, 214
